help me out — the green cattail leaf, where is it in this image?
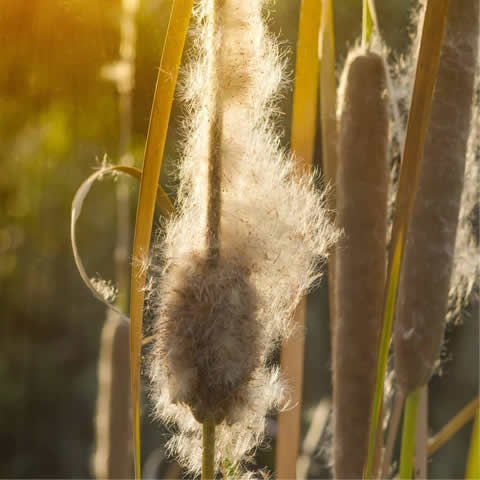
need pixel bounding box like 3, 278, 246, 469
466, 409, 479, 479
129, 1, 193, 477
71, 165, 173, 323
364, 4, 450, 477
276, 1, 322, 476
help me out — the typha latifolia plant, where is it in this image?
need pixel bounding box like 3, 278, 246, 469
394, 0, 479, 397
71, 0, 480, 478
147, 0, 337, 476
333, 46, 389, 480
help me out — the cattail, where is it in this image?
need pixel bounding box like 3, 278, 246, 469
333, 49, 389, 479
93, 312, 133, 479
393, 0, 479, 395
148, 0, 337, 474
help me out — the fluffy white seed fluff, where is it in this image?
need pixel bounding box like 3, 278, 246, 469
148, 0, 337, 474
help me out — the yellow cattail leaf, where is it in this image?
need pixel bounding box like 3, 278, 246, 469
364, 1, 450, 478
275, 1, 322, 478
129, 1, 193, 478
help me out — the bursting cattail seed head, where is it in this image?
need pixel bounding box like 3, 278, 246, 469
393, 0, 479, 395
333, 48, 389, 480
156, 252, 260, 425
148, 0, 337, 474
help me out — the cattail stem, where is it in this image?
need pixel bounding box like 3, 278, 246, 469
399, 387, 420, 480
381, 390, 404, 479
202, 419, 216, 480
206, 109, 223, 260
205, 0, 223, 260
414, 385, 428, 478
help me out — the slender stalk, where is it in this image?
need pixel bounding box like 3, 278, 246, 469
428, 397, 480, 455
202, 419, 216, 480
399, 388, 420, 479
381, 390, 405, 479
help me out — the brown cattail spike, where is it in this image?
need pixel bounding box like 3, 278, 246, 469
334, 50, 389, 479
394, 0, 479, 396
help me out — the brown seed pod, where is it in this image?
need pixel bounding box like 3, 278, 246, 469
333, 50, 389, 479
155, 252, 261, 425
394, 0, 479, 395
93, 313, 133, 479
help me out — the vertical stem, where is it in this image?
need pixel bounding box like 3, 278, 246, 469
399, 388, 420, 479
415, 385, 428, 479
382, 390, 404, 479
206, 110, 223, 259
205, 0, 223, 261
202, 419, 216, 480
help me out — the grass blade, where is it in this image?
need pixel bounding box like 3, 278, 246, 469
465, 409, 479, 479
363, 2, 450, 477
276, 1, 321, 477
129, 2, 192, 476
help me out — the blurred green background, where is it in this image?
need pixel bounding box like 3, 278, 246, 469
0, 0, 477, 478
